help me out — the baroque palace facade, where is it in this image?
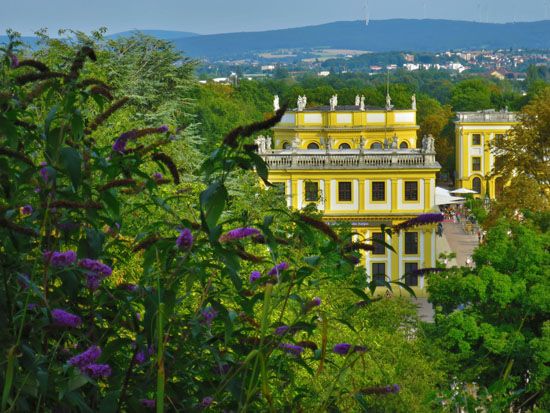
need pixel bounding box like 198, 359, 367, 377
257, 94, 440, 297
454, 109, 518, 199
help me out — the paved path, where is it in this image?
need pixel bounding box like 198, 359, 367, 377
441, 222, 479, 267
415, 222, 479, 322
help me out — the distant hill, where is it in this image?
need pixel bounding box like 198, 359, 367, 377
173, 19, 550, 59
107, 30, 199, 40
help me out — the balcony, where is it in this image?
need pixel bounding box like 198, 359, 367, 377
260, 149, 440, 170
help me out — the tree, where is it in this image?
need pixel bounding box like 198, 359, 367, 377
428, 219, 550, 411
493, 86, 550, 190
451, 78, 493, 111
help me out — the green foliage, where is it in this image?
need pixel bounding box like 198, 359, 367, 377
0, 34, 447, 412
428, 219, 550, 411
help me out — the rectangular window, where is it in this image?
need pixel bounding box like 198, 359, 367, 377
372, 263, 386, 286
338, 181, 352, 202
472, 134, 481, 145
404, 232, 418, 255
472, 156, 481, 172
404, 262, 419, 286
404, 181, 418, 201
372, 232, 386, 255
305, 181, 319, 202
371, 181, 386, 202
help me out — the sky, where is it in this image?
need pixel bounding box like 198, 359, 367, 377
2, 0, 550, 36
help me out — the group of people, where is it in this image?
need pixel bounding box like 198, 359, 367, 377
439, 204, 485, 244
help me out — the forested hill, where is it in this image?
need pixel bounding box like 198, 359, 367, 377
174, 19, 550, 59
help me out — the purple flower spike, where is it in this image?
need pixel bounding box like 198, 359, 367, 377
112, 137, 127, 153
21, 205, 33, 215
68, 345, 101, 368
134, 350, 146, 364
152, 172, 163, 180
140, 399, 155, 409
78, 259, 112, 277
279, 343, 304, 356
274, 325, 290, 336
44, 250, 77, 267
201, 306, 218, 326
219, 227, 261, 243
249, 270, 261, 283
333, 343, 352, 355
51, 309, 81, 328
176, 228, 193, 250
360, 384, 401, 395
39, 164, 50, 183
86, 273, 101, 290
10, 54, 19, 68
82, 363, 112, 378
312, 297, 322, 306
268, 261, 289, 277
200, 396, 214, 408
394, 213, 444, 232
159, 125, 169, 133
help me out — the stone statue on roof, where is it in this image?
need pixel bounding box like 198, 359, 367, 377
383, 137, 390, 149
411, 94, 417, 110
255, 136, 266, 153
360, 95, 365, 111
273, 95, 280, 112
266, 136, 272, 151
385, 93, 393, 111
391, 134, 398, 149
297, 95, 307, 112
329, 94, 338, 111
355, 95, 360, 106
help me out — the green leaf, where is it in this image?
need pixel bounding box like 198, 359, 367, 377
249, 152, 270, 185
200, 181, 227, 230
66, 374, 91, 393
98, 391, 120, 413
350, 288, 371, 302
392, 281, 417, 297
59, 146, 82, 190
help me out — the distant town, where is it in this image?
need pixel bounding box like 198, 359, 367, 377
197, 48, 549, 83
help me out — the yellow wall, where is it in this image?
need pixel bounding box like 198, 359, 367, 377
455, 120, 516, 198
274, 109, 419, 150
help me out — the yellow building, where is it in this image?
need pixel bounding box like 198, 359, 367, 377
454, 110, 518, 198
258, 95, 441, 297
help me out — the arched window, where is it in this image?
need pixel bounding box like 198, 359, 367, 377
370, 142, 382, 149
472, 177, 482, 194
339, 143, 351, 150
399, 141, 409, 149
282, 142, 291, 150
307, 142, 320, 150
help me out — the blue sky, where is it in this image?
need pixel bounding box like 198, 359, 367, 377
2, 0, 549, 35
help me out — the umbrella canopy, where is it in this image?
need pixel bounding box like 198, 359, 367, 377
435, 187, 466, 205
450, 188, 478, 194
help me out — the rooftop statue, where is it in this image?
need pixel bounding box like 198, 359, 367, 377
329, 94, 338, 111
273, 95, 280, 112
297, 95, 307, 111
360, 95, 365, 111
385, 93, 393, 111
355, 95, 360, 106
411, 94, 417, 110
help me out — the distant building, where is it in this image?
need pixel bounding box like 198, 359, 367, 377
454, 110, 518, 199
261, 65, 276, 71
257, 96, 441, 297
318, 71, 331, 77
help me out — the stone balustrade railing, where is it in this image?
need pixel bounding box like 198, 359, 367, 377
261, 150, 439, 170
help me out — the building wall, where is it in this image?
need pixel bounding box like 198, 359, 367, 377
274, 109, 419, 150
269, 168, 438, 297
455, 120, 516, 198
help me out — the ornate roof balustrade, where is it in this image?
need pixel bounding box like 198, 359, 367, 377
455, 111, 517, 123
261, 149, 440, 170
